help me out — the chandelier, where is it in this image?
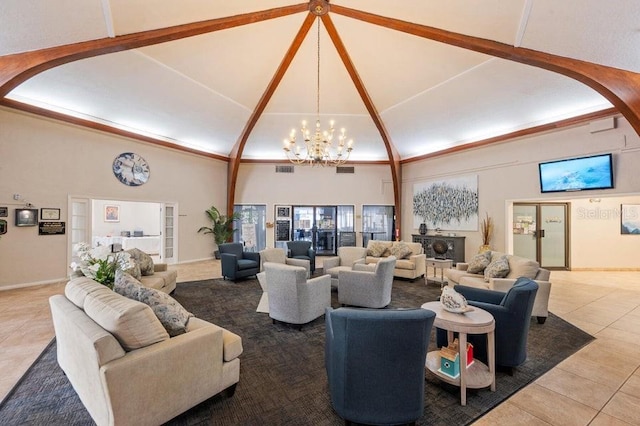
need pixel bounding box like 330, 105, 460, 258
283, 16, 353, 166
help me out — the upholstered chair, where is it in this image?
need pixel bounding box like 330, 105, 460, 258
263, 262, 331, 329
255, 248, 311, 313
322, 246, 367, 289
219, 243, 260, 281
325, 307, 436, 426
286, 240, 316, 273
337, 256, 396, 308
437, 277, 539, 371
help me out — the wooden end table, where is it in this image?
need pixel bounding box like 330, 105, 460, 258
421, 301, 495, 406
425, 258, 453, 287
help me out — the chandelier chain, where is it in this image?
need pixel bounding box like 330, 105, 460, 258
282, 14, 353, 166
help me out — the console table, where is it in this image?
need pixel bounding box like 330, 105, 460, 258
412, 234, 465, 265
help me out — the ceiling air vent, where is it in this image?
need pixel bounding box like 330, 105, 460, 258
275, 165, 294, 173
336, 166, 355, 174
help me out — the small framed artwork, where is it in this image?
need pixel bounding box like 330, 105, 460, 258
105, 205, 120, 222
621, 204, 640, 235
0, 206, 7, 217
40, 208, 61, 221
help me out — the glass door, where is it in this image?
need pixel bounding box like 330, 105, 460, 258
315, 206, 337, 255
292, 205, 337, 255
362, 205, 395, 247
513, 203, 569, 269
234, 204, 267, 252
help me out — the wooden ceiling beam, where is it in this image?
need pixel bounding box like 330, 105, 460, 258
321, 14, 403, 235
226, 12, 317, 217
331, 4, 640, 139
0, 3, 309, 97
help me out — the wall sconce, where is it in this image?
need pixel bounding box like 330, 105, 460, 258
266, 222, 274, 228
589, 198, 601, 203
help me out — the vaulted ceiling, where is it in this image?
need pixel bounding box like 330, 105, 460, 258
1, 0, 640, 164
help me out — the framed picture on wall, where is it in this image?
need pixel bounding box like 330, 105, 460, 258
40, 208, 60, 220
621, 204, 640, 235
105, 205, 120, 222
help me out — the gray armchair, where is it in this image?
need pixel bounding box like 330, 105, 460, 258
338, 256, 396, 308
263, 262, 331, 329
255, 248, 311, 313
286, 240, 316, 273
219, 243, 260, 281
325, 307, 436, 425
322, 246, 367, 289
437, 277, 539, 371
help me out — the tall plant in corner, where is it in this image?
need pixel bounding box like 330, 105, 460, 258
197, 206, 240, 258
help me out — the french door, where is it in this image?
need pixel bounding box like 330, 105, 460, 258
513, 203, 569, 269
292, 205, 337, 255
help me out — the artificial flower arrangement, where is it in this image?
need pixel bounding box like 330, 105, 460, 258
70, 242, 135, 289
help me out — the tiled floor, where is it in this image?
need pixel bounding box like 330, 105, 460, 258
1, 262, 639, 425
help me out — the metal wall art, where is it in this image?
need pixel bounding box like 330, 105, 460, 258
413, 175, 479, 231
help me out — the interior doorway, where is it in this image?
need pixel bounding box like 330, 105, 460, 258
512, 202, 569, 270
68, 197, 177, 267
292, 205, 338, 255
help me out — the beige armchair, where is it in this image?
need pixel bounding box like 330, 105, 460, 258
256, 248, 310, 313
322, 246, 367, 289
338, 256, 396, 308
264, 262, 331, 329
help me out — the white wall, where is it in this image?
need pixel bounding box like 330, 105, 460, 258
402, 115, 640, 269
3, 107, 639, 288
0, 107, 229, 288
235, 163, 394, 247
92, 199, 161, 237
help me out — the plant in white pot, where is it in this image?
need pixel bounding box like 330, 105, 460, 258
197, 206, 240, 259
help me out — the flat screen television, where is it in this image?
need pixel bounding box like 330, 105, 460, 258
15, 208, 38, 226
538, 153, 614, 193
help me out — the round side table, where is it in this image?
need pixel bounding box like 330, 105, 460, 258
421, 301, 495, 406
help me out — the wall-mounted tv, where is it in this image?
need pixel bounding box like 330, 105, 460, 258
15, 208, 38, 226
539, 153, 614, 193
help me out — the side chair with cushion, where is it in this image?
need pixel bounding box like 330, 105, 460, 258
286, 240, 316, 274
437, 277, 539, 372
255, 248, 311, 313
325, 307, 436, 426
338, 256, 396, 308
322, 246, 367, 289
219, 243, 260, 281
264, 262, 331, 329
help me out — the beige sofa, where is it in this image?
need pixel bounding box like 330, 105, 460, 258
138, 262, 177, 293
364, 240, 426, 281
49, 277, 242, 426
444, 251, 552, 323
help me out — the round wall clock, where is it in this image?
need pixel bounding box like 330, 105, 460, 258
112, 152, 150, 186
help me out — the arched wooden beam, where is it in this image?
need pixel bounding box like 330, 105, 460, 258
0, 3, 309, 98
321, 14, 403, 236
226, 12, 317, 217
331, 4, 640, 138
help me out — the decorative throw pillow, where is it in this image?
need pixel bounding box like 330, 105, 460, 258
389, 243, 413, 259
114, 271, 194, 337
127, 248, 154, 276
367, 241, 388, 257
137, 287, 194, 337
484, 255, 510, 282
467, 251, 491, 274
114, 270, 143, 299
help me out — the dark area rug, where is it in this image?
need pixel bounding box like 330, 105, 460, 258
0, 274, 593, 426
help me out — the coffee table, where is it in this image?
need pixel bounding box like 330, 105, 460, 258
421, 301, 495, 406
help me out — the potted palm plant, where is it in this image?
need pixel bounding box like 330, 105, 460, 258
197, 206, 240, 259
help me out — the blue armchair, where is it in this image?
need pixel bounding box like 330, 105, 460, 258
437, 277, 539, 370
286, 240, 316, 273
219, 243, 260, 281
325, 307, 436, 425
